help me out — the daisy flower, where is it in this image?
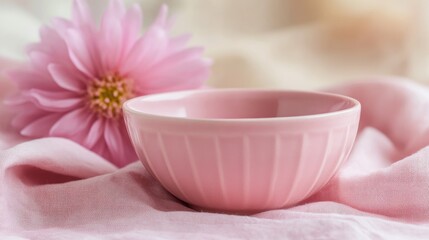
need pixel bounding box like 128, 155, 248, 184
7, 0, 211, 167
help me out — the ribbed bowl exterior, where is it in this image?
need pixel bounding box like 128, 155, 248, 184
124, 107, 360, 213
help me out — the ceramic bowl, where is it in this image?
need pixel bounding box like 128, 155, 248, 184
123, 89, 360, 213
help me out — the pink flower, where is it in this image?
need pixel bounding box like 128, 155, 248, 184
7, 0, 211, 167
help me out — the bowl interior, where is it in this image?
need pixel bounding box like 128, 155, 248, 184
125, 90, 357, 119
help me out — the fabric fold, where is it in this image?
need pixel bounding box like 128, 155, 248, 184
1, 78, 429, 239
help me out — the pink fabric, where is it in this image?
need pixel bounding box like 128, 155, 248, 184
1, 69, 429, 239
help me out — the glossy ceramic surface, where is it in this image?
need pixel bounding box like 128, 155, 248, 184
123, 89, 361, 213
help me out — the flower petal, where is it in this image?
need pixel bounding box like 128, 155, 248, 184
153, 47, 204, 69
104, 120, 125, 166
137, 70, 208, 95
51, 17, 74, 37
119, 122, 138, 162
105, 0, 126, 19
120, 27, 168, 74
29, 51, 52, 77
72, 0, 92, 26
100, 17, 122, 71
168, 34, 192, 53
49, 107, 94, 137
27, 89, 83, 112
134, 48, 208, 93
113, 3, 143, 66
91, 136, 110, 161
122, 4, 142, 48
134, 58, 211, 92
84, 118, 105, 148
64, 29, 95, 78
39, 25, 75, 67
7, 69, 57, 90
48, 64, 86, 93
4, 95, 28, 106
153, 4, 169, 28
26, 43, 47, 55
20, 113, 63, 137
10, 103, 46, 129
99, 0, 127, 69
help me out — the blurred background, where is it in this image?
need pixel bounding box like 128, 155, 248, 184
0, 0, 428, 90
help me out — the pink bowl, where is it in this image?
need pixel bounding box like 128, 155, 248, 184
123, 89, 360, 213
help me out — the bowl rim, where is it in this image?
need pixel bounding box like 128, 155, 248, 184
122, 89, 361, 123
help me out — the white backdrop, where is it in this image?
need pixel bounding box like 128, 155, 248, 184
1, 0, 429, 89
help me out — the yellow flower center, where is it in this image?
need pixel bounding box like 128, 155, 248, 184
87, 74, 134, 119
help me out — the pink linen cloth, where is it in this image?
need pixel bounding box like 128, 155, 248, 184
1, 67, 429, 239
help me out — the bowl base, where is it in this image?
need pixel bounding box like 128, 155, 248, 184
189, 204, 274, 215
